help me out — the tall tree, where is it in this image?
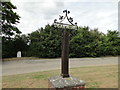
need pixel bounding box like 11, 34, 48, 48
105, 30, 120, 55
1, 1, 22, 58
28, 24, 62, 58
1, 1, 21, 37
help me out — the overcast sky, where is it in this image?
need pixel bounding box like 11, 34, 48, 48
11, 0, 118, 34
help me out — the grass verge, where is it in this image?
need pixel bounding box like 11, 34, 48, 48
3, 57, 42, 61
2, 57, 60, 61
2, 65, 118, 88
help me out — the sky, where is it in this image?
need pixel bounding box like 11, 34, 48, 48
11, 0, 118, 34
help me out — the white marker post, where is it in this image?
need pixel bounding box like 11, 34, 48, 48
17, 51, 21, 57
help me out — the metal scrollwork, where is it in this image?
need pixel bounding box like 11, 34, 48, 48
54, 10, 77, 26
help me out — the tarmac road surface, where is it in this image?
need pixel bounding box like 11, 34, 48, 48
2, 56, 118, 76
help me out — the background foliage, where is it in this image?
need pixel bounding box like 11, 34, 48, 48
1, 2, 21, 37
27, 25, 120, 58
3, 24, 120, 58
2, 2, 120, 58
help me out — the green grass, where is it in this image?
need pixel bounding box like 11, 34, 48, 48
2, 57, 51, 61
2, 65, 118, 88
2, 57, 60, 61
2, 57, 41, 61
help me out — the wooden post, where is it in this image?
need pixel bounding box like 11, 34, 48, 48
61, 29, 70, 78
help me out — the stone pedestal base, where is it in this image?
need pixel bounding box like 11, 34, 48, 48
48, 76, 85, 90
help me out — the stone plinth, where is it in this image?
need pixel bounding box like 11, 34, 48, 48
48, 76, 85, 90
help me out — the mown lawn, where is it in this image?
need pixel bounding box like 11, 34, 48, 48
2, 57, 40, 61
2, 65, 118, 88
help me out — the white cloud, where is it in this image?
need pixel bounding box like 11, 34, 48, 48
11, 0, 65, 34
11, 0, 118, 34
96, 12, 111, 18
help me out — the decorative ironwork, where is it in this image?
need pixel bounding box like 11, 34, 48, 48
53, 10, 78, 30
53, 10, 77, 78
54, 10, 77, 26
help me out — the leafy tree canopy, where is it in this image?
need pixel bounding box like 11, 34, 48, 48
1, 1, 21, 37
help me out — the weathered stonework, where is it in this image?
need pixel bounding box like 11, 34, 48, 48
48, 76, 85, 89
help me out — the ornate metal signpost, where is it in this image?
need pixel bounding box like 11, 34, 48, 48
48, 10, 85, 89
53, 10, 77, 78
